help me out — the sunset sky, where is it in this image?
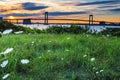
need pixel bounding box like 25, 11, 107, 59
0, 0, 120, 22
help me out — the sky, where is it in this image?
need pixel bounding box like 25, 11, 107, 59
0, 0, 120, 22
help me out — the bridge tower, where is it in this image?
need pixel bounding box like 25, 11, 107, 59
89, 15, 93, 26
44, 12, 48, 25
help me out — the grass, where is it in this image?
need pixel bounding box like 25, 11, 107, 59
0, 33, 120, 80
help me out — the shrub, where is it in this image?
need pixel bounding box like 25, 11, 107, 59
100, 28, 120, 37
0, 21, 35, 33
46, 25, 90, 34
46, 26, 64, 34
0, 21, 17, 32
0, 32, 2, 37
33, 28, 46, 34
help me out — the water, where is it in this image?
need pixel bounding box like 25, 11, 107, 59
15, 24, 120, 32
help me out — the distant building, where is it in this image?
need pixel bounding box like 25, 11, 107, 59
0, 17, 3, 21
109, 23, 118, 26
23, 19, 31, 24
109, 23, 114, 26
99, 21, 105, 25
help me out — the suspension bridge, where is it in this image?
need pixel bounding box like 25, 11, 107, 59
0, 12, 120, 26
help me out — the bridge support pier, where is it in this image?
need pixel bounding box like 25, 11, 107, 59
44, 12, 48, 25
89, 15, 93, 26
16, 19, 19, 24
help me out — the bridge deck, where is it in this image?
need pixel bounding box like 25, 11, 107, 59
2, 19, 120, 26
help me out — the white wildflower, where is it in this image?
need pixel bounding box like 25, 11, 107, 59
2, 29, 13, 35
100, 70, 104, 72
32, 41, 34, 44
86, 35, 89, 37
106, 34, 110, 37
39, 56, 42, 59
83, 54, 87, 57
93, 67, 96, 70
0, 60, 8, 68
47, 50, 51, 52
0, 52, 4, 54
2, 48, 14, 55
67, 37, 70, 40
61, 58, 64, 61
14, 31, 23, 34
90, 58, 95, 62
31, 41, 34, 45
49, 41, 52, 43
65, 49, 69, 52
2, 73, 10, 80
21, 59, 29, 64
96, 71, 99, 74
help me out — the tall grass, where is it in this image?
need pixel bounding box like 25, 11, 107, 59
0, 34, 120, 80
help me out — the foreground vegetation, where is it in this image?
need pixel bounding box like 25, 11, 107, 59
0, 21, 120, 79
0, 34, 120, 80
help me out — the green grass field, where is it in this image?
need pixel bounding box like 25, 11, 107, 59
0, 34, 120, 80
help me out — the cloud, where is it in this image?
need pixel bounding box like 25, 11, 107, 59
109, 8, 120, 12
98, 5, 116, 8
22, 2, 49, 10
3, 13, 39, 17
48, 11, 87, 16
0, 9, 7, 12
2, 11, 87, 17
77, 0, 118, 6
59, 2, 78, 6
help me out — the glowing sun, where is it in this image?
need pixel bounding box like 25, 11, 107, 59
8, 16, 15, 19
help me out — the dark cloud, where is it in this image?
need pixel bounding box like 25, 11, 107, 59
98, 5, 116, 8
2, 12, 87, 17
0, 9, 7, 12
109, 8, 120, 12
3, 13, 39, 17
22, 2, 48, 10
10, 8, 18, 10
77, 0, 119, 6
48, 12, 87, 16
